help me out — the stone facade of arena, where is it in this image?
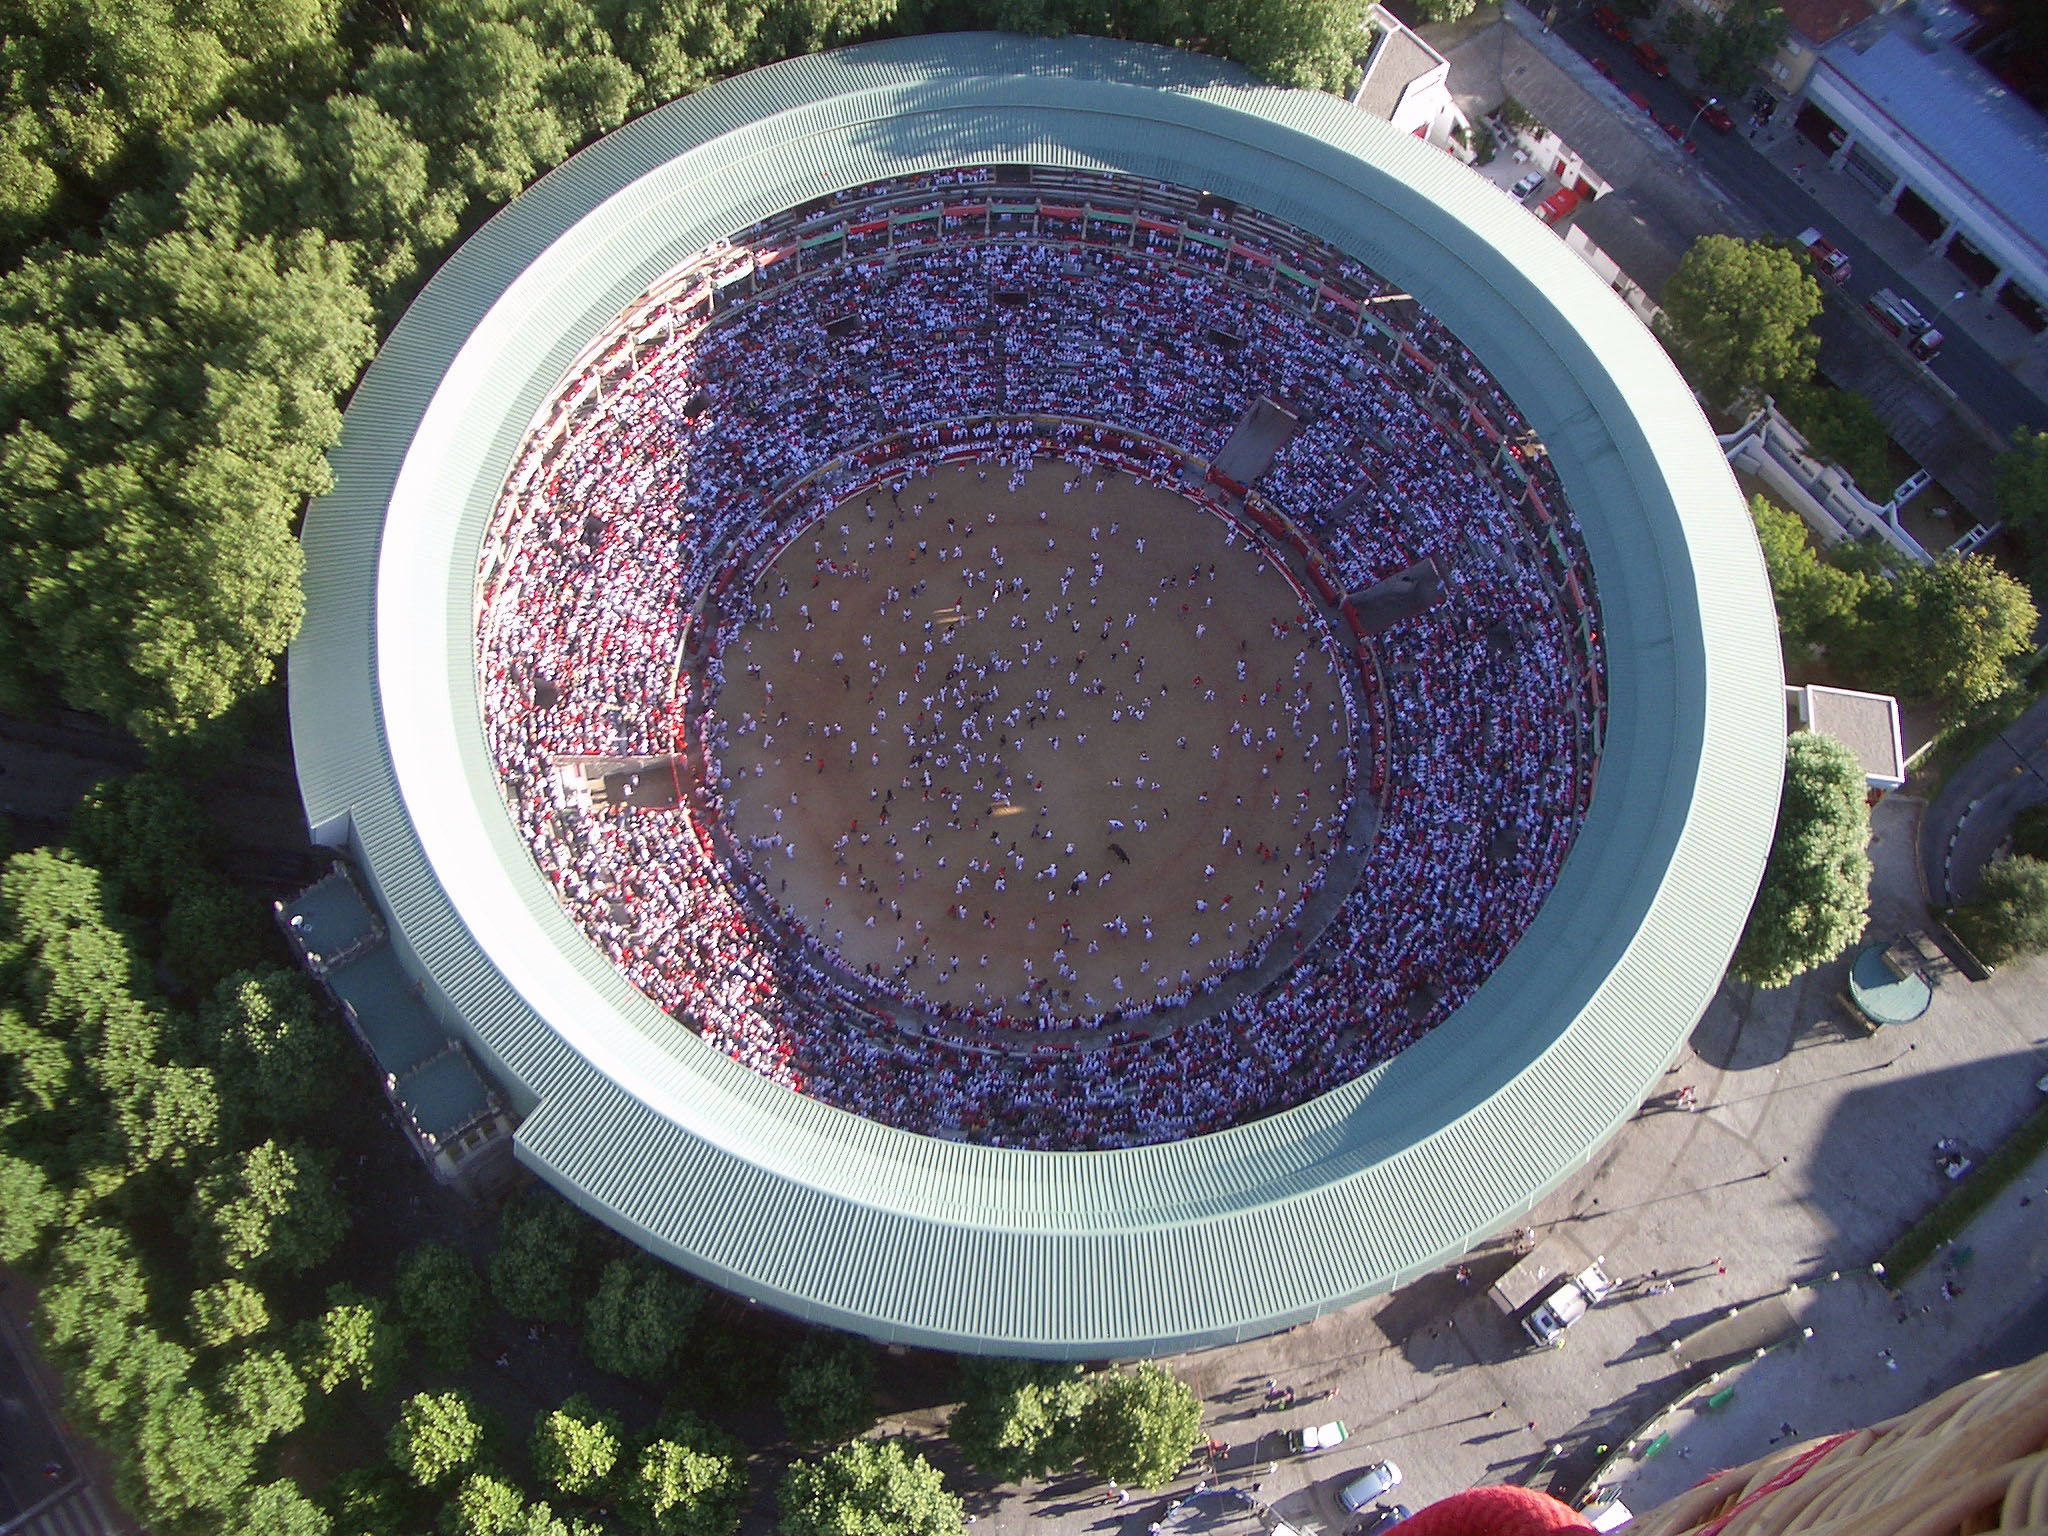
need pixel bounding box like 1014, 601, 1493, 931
289, 33, 1785, 1357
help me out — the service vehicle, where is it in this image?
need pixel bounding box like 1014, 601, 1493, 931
1286, 1420, 1350, 1454
1536, 186, 1583, 224
1631, 40, 1669, 76
1511, 169, 1546, 200
1625, 88, 1652, 112
1865, 288, 1944, 360
1657, 118, 1699, 153
1522, 1261, 1616, 1347
1590, 5, 1631, 39
1338, 1461, 1404, 1514
1796, 227, 1852, 284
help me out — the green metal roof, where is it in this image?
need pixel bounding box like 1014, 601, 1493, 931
289, 32, 1784, 1357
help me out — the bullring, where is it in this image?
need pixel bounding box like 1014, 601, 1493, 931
290, 31, 1784, 1357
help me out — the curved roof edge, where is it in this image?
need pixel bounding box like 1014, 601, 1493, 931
289, 32, 1785, 1357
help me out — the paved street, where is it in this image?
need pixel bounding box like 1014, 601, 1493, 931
1537, 3, 2047, 444
1920, 692, 2048, 908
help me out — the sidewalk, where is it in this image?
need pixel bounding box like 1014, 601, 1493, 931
1595, 1134, 2048, 1515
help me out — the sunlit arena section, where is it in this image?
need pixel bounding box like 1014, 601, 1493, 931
292, 34, 1785, 1356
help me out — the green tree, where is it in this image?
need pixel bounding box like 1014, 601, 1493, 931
1875, 555, 2038, 717
0, 1150, 62, 1264
444, 1473, 579, 1536
0, 227, 374, 737
37, 1223, 153, 1357
195, 967, 342, 1133
65, 770, 211, 919
620, 1410, 747, 1536
389, 1390, 487, 1489
160, 874, 279, 996
1656, 235, 1823, 408
1951, 855, 2048, 965
238, 1478, 336, 1536
221, 1347, 309, 1442
948, 1358, 1089, 1482
584, 1253, 703, 1383
124, 1385, 259, 1522
1730, 732, 1871, 988
1693, 0, 1789, 90
192, 1138, 348, 1274
1747, 496, 1873, 664
1408, 0, 1478, 20
1074, 1364, 1203, 1489
298, 1284, 401, 1397
777, 1332, 877, 1447
64, 1317, 194, 1437
491, 1186, 601, 1322
190, 1276, 272, 1347
533, 1395, 623, 1499
396, 1241, 490, 1372
1994, 426, 2048, 593
0, 0, 345, 248
322, 1467, 411, 1536
776, 1439, 963, 1536
1778, 378, 1893, 493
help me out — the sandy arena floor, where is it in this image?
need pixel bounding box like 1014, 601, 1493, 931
709, 458, 1356, 1035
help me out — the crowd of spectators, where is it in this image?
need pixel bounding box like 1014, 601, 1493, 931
473, 166, 1605, 1149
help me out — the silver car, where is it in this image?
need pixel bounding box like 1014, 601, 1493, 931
1339, 1460, 1404, 1513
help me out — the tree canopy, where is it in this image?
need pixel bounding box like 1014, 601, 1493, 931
777, 1333, 878, 1447
191, 1138, 349, 1274
583, 1253, 704, 1383
948, 1359, 1089, 1482
491, 1186, 601, 1323
776, 1439, 963, 1536
1994, 426, 2048, 593
1872, 556, 2037, 717
621, 1410, 748, 1536
531, 1395, 623, 1499
395, 1242, 490, 1372
1657, 235, 1823, 408
1730, 732, 1871, 988
1074, 1364, 1203, 1488
1951, 854, 2048, 965
388, 1390, 488, 1489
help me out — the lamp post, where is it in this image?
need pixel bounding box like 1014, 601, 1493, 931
1682, 96, 1719, 146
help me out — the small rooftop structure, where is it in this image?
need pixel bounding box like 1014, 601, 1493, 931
279, 869, 515, 1189
1353, 5, 1469, 152
1787, 684, 1907, 790
1846, 937, 1935, 1026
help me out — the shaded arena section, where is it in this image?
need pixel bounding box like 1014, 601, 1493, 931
291, 34, 1783, 1357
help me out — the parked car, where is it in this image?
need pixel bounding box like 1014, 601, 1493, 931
1796, 227, 1852, 284
1657, 118, 1699, 153
1511, 169, 1546, 199
1866, 287, 1944, 360
1591, 55, 1615, 79
1692, 96, 1734, 132
1522, 1261, 1616, 1347
1339, 1462, 1404, 1513
1351, 1505, 1416, 1536
1536, 186, 1584, 224
1631, 40, 1669, 76
1590, 5, 1632, 39
1625, 88, 1653, 112
1287, 1420, 1351, 1453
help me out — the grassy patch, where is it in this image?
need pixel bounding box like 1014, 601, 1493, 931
1878, 1093, 2048, 1285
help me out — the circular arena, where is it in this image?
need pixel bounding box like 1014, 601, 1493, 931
292, 34, 1784, 1356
